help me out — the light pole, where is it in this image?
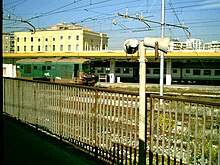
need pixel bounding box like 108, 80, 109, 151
123, 37, 170, 165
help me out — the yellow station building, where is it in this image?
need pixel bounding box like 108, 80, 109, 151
13, 22, 108, 53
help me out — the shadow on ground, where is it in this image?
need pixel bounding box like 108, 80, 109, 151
3, 114, 106, 165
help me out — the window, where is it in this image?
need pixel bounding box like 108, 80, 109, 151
123, 68, 130, 74
53, 38, 55, 41
173, 69, 177, 73
76, 35, 79, 40
215, 70, 220, 76
24, 46, 27, 51
42, 66, 46, 70
105, 68, 110, 74
97, 68, 104, 73
47, 66, 51, 70
68, 36, 71, 40
204, 70, 211, 76
115, 68, 121, 73
76, 44, 80, 51
24, 37, 26, 42
45, 38, 48, 42
38, 45, 41, 51
33, 66, 38, 69
31, 37, 33, 42
38, 38, 41, 42
146, 69, 151, 74
45, 45, 48, 51
53, 45, 55, 51
17, 46, 20, 52
60, 45, 63, 51
17, 37, 20, 42
185, 69, 190, 74
68, 45, 71, 51
60, 36, 63, 41
31, 45, 34, 51
193, 69, 201, 75
153, 69, 160, 74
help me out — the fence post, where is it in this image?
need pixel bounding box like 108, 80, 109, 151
93, 89, 99, 158
59, 85, 63, 140
139, 41, 147, 165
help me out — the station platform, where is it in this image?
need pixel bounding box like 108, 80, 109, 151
3, 115, 106, 165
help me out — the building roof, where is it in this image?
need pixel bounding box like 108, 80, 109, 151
16, 57, 90, 63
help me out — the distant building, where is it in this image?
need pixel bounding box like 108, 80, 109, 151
186, 38, 203, 50
169, 40, 187, 51
13, 22, 108, 53
2, 32, 14, 53
203, 41, 220, 50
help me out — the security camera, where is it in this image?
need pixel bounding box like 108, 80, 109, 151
123, 39, 139, 54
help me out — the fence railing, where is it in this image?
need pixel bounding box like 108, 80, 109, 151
3, 77, 220, 165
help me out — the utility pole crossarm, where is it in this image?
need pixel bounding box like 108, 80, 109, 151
117, 12, 190, 34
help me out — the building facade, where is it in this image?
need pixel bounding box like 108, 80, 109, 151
169, 41, 187, 51
2, 32, 14, 53
13, 23, 108, 53
186, 38, 203, 50
203, 41, 220, 50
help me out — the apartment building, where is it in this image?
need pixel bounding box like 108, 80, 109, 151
203, 41, 220, 50
2, 32, 14, 53
13, 23, 108, 53
169, 41, 187, 51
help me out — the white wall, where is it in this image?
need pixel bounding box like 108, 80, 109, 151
3, 64, 16, 78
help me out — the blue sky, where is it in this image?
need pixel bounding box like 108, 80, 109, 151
3, 0, 220, 50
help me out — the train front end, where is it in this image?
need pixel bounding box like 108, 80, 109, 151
81, 62, 96, 86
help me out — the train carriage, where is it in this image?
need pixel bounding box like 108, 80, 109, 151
16, 57, 96, 85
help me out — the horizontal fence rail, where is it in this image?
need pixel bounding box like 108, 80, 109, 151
3, 77, 220, 165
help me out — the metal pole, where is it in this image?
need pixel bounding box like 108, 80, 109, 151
160, 0, 165, 96
139, 41, 146, 165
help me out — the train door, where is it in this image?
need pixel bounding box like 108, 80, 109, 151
74, 64, 79, 78
133, 67, 139, 82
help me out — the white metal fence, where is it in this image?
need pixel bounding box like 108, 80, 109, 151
3, 78, 220, 165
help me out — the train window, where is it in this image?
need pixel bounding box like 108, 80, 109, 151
115, 68, 121, 73
24, 65, 31, 74
106, 68, 110, 74
204, 70, 211, 75
42, 66, 46, 70
47, 66, 51, 70
97, 68, 104, 73
185, 69, 190, 74
33, 66, 37, 70
215, 70, 220, 76
146, 69, 150, 74
82, 64, 90, 71
51, 66, 55, 70
173, 69, 177, 73
20, 65, 23, 69
193, 69, 201, 75
123, 68, 129, 74
153, 69, 160, 74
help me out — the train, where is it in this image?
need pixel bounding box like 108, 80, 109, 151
92, 60, 220, 85
15, 57, 220, 85
16, 57, 96, 86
